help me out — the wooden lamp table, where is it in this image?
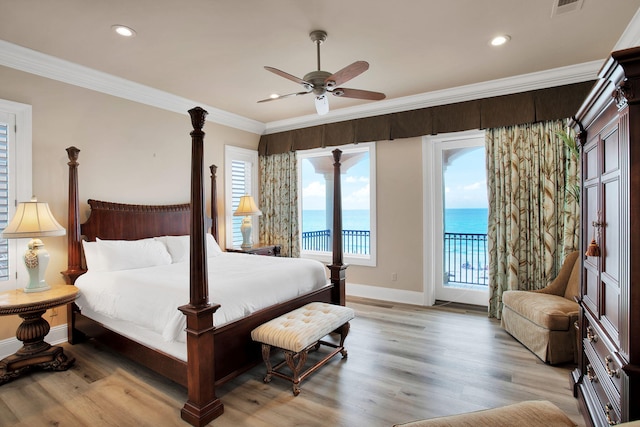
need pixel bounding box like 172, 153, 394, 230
0, 284, 78, 385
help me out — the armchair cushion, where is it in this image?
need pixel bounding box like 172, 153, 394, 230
502, 291, 578, 331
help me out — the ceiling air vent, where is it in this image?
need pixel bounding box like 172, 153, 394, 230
551, 0, 584, 17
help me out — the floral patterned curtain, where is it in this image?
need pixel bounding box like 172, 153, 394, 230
258, 151, 299, 257
486, 119, 579, 318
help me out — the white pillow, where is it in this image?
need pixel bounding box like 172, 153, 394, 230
155, 235, 189, 263
82, 240, 106, 272
206, 233, 223, 257
155, 234, 222, 263
95, 237, 172, 271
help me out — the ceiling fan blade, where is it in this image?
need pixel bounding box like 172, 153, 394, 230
331, 87, 386, 100
257, 91, 311, 103
264, 66, 311, 86
315, 95, 329, 115
325, 61, 369, 88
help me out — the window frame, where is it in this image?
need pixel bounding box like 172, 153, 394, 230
0, 100, 32, 292
297, 142, 377, 267
224, 145, 259, 249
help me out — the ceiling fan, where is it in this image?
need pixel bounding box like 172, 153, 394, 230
258, 30, 386, 115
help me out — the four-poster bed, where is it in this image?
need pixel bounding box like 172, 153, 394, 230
62, 107, 347, 426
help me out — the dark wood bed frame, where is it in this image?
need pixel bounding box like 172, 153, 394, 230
61, 107, 347, 427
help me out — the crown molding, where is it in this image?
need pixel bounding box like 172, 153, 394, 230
0, 40, 266, 135
0, 39, 602, 137
264, 60, 602, 134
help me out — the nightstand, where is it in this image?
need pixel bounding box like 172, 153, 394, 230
226, 244, 281, 256
0, 284, 78, 385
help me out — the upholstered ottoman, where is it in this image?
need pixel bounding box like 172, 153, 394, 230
251, 302, 355, 395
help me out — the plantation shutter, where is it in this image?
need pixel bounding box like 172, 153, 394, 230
0, 122, 9, 280
231, 160, 252, 246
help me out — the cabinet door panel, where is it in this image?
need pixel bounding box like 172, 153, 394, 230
603, 128, 619, 174
602, 279, 620, 345
584, 140, 599, 181
603, 180, 619, 281
584, 264, 599, 315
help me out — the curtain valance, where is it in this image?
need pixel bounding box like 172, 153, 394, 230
258, 81, 594, 156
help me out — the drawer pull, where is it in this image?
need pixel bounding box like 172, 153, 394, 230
586, 364, 598, 382
605, 403, 619, 425
605, 356, 621, 378
586, 326, 598, 343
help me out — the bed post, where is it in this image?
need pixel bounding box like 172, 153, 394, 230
62, 146, 83, 285
210, 165, 218, 242
62, 146, 84, 345
178, 107, 224, 426
327, 148, 347, 306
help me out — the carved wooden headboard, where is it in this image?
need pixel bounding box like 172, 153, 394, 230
81, 199, 194, 241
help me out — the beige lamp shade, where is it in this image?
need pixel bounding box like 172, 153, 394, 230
2, 198, 66, 293
233, 195, 262, 217
2, 198, 66, 239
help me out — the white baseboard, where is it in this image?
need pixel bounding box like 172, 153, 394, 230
0, 324, 68, 359
347, 283, 427, 306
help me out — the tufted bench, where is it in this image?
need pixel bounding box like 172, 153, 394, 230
251, 302, 355, 395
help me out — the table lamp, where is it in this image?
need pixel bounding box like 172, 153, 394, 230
1, 198, 66, 292
233, 194, 262, 249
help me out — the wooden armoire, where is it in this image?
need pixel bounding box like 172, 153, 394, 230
570, 47, 640, 426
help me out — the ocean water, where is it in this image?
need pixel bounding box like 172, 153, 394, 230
444, 208, 488, 234
302, 209, 370, 232
302, 208, 488, 233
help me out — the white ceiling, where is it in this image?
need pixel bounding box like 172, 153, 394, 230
1, 0, 640, 133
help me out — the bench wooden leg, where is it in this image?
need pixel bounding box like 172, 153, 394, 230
338, 322, 350, 358
284, 350, 308, 396
261, 344, 273, 383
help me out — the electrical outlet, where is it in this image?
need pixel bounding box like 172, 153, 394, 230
391, 272, 397, 281
50, 307, 58, 317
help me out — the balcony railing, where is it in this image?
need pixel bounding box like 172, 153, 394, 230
444, 232, 488, 286
301, 229, 370, 255
302, 230, 487, 286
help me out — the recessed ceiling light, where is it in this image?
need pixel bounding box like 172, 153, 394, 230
490, 35, 511, 46
112, 25, 136, 37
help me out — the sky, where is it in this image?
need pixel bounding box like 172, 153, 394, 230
301, 152, 370, 211
444, 147, 488, 209
301, 146, 487, 211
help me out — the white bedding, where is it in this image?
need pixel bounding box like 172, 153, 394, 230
74, 252, 328, 347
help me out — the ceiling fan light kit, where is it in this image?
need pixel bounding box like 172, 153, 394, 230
258, 30, 385, 115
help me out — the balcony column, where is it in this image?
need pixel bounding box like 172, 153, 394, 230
324, 172, 334, 231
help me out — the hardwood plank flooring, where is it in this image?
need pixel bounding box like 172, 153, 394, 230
0, 298, 585, 426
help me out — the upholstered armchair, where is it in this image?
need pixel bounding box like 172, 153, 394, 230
501, 251, 580, 364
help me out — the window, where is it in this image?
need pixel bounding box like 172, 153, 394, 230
298, 142, 376, 267
0, 100, 32, 292
224, 146, 259, 248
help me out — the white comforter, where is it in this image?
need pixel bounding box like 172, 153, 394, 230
74, 253, 328, 343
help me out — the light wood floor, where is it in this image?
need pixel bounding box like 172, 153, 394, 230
0, 298, 585, 426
